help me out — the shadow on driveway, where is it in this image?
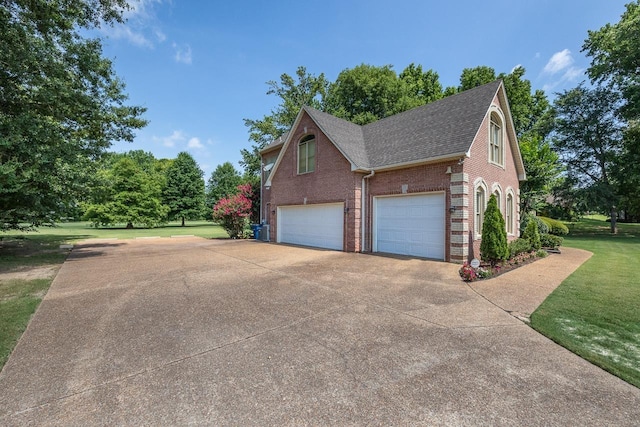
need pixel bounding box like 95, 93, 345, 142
0, 238, 638, 425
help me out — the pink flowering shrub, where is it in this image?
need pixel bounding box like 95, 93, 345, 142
212, 183, 253, 238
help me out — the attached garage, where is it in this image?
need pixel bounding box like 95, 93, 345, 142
277, 203, 344, 250
373, 193, 445, 260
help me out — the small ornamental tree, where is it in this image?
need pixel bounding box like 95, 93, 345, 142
212, 183, 253, 238
523, 218, 542, 250
480, 194, 509, 265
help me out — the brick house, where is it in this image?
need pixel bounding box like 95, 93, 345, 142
260, 80, 525, 263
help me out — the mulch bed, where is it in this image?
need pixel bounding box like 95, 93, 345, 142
462, 249, 558, 282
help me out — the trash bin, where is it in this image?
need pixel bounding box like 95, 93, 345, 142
250, 224, 262, 240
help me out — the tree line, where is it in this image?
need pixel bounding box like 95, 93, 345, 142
2, 0, 638, 232
79, 150, 259, 228
241, 1, 640, 229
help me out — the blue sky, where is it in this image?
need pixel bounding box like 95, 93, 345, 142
98, 0, 628, 176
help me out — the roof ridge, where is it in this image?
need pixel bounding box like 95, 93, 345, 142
362, 79, 502, 130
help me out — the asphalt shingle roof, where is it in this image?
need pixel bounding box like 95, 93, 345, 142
301, 80, 502, 170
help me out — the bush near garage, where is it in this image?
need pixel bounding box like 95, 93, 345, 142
212, 183, 253, 239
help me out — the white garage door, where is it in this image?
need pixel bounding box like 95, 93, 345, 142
277, 203, 344, 250
374, 193, 445, 260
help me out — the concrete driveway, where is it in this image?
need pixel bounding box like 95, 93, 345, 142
0, 238, 638, 426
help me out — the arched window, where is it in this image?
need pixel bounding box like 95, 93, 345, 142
475, 185, 486, 236
506, 193, 514, 235
298, 135, 316, 174
489, 111, 504, 166
493, 189, 501, 212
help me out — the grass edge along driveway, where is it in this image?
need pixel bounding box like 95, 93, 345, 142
531, 216, 640, 389
0, 221, 227, 369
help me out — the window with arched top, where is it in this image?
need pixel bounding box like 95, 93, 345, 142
475, 185, 486, 236
506, 193, 514, 235
298, 135, 316, 174
493, 189, 501, 212
489, 111, 504, 167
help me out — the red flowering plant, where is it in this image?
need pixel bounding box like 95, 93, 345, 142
459, 262, 478, 282
212, 183, 253, 238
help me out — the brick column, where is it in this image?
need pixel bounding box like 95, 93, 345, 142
450, 173, 469, 263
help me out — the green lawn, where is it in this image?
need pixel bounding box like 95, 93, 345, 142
0, 221, 228, 369
531, 216, 640, 388
1, 220, 228, 243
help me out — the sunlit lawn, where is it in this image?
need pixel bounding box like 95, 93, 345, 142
0, 221, 228, 369
531, 215, 640, 388
1, 220, 228, 242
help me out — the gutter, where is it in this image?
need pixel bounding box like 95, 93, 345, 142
361, 170, 375, 252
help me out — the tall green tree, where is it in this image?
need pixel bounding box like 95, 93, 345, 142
553, 84, 624, 231
399, 63, 443, 106
616, 126, 640, 221
458, 66, 496, 91
0, 0, 147, 231
163, 152, 205, 226
206, 162, 242, 210
324, 64, 407, 125
241, 66, 328, 176
83, 157, 168, 228
519, 135, 563, 212
583, 0, 640, 221
583, 0, 640, 121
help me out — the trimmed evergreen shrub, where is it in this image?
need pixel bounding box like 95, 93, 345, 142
523, 219, 542, 250
539, 216, 569, 236
508, 238, 532, 258
520, 213, 549, 235
540, 233, 564, 249
480, 194, 509, 265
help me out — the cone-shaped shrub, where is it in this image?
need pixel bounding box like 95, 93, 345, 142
480, 194, 509, 265
523, 218, 541, 250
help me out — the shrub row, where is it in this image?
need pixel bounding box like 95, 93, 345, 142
520, 213, 549, 235
508, 233, 563, 258
539, 216, 569, 236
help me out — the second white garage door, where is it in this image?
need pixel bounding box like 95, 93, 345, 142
277, 203, 344, 250
374, 193, 445, 260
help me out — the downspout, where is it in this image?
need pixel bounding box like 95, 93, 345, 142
361, 170, 375, 252
259, 161, 264, 224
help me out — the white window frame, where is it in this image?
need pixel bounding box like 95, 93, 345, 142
474, 179, 488, 238
297, 135, 316, 175
506, 193, 514, 235
488, 108, 505, 168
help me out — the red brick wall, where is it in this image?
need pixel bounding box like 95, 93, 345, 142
263, 93, 522, 262
465, 94, 521, 260
266, 112, 361, 251
364, 161, 458, 260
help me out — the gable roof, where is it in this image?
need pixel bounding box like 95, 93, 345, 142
363, 80, 502, 168
265, 80, 525, 184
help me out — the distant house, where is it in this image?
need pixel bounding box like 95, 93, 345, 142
260, 80, 525, 263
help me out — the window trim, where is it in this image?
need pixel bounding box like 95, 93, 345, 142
488, 108, 505, 168
297, 135, 316, 175
506, 193, 514, 235
474, 180, 488, 238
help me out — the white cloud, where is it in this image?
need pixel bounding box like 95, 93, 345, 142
154, 29, 167, 43
562, 67, 584, 81
153, 130, 186, 147
104, 25, 153, 48
188, 137, 204, 149
543, 49, 574, 75
102, 0, 165, 48
173, 43, 192, 64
